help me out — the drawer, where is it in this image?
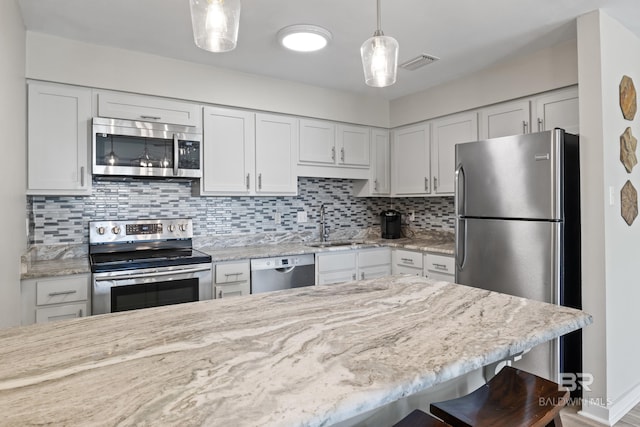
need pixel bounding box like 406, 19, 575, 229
359, 265, 391, 280
426, 271, 455, 282
358, 248, 391, 267
36, 276, 89, 306
317, 252, 357, 272
215, 261, 250, 284
318, 270, 357, 285
215, 282, 250, 299
425, 253, 455, 275
393, 249, 423, 269
36, 302, 87, 324
393, 265, 423, 276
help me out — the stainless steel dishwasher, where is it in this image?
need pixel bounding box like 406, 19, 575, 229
250, 254, 315, 294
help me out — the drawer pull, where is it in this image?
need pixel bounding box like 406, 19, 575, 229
400, 258, 414, 264
224, 272, 243, 277
48, 290, 78, 297
140, 115, 161, 120
433, 263, 448, 271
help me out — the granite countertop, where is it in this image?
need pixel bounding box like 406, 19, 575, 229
0, 275, 592, 426
21, 230, 455, 279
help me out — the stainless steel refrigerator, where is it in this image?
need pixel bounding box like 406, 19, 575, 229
454, 128, 581, 389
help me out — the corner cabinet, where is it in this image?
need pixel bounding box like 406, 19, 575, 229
27, 81, 92, 195
198, 109, 297, 196
353, 128, 390, 196
392, 124, 431, 196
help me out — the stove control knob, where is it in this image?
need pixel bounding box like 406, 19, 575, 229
112, 226, 121, 235
97, 226, 106, 235
168, 224, 176, 232
179, 223, 188, 232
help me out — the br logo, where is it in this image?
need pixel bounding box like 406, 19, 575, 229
560, 373, 594, 392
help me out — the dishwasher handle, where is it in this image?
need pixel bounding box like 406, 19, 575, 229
275, 266, 296, 273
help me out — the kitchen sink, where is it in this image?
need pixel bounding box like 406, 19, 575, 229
305, 241, 364, 248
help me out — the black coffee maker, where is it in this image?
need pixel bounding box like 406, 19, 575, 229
380, 210, 402, 239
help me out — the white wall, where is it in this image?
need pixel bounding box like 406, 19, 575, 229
25, 32, 389, 128
0, 0, 26, 328
578, 10, 640, 425
390, 39, 578, 127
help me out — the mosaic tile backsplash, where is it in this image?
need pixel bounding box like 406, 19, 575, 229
27, 178, 455, 245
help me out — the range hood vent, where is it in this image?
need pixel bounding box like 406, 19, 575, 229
399, 54, 440, 71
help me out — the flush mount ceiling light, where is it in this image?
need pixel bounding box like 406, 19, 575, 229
277, 24, 332, 52
360, 0, 399, 88
189, 0, 241, 53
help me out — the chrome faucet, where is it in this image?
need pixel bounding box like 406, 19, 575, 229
320, 204, 330, 242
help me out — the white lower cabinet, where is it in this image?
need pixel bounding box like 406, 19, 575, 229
392, 249, 424, 276
214, 260, 250, 298
21, 274, 91, 325
316, 248, 391, 285
424, 253, 455, 282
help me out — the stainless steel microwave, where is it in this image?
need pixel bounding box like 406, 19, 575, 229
92, 117, 202, 179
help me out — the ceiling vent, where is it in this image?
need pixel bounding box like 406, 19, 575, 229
399, 54, 440, 71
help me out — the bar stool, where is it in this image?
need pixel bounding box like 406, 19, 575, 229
392, 409, 451, 427
429, 366, 568, 427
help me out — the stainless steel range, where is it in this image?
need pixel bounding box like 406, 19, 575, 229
89, 218, 212, 315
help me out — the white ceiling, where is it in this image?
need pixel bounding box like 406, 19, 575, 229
16, 0, 640, 101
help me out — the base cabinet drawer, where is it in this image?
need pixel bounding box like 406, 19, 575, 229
36, 276, 89, 305
215, 282, 250, 299
393, 249, 423, 269
394, 265, 423, 276
318, 270, 357, 285
215, 261, 250, 284
317, 252, 357, 272
425, 271, 455, 282
359, 265, 391, 280
424, 253, 454, 276
35, 302, 87, 324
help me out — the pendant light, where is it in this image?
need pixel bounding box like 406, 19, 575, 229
360, 0, 399, 87
189, 0, 241, 53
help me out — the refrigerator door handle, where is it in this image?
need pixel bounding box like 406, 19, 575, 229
455, 164, 465, 216
456, 218, 467, 271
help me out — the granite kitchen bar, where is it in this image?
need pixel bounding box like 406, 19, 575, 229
0, 275, 591, 426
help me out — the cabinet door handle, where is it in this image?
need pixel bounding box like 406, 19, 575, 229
79, 309, 83, 317
360, 272, 365, 280
258, 173, 262, 190
538, 118, 543, 132
140, 115, 161, 121
433, 176, 438, 191
48, 290, 77, 297
523, 120, 529, 134
340, 147, 345, 162
374, 179, 379, 191
331, 146, 336, 161
218, 290, 223, 298
424, 177, 429, 192
80, 166, 85, 187
352, 273, 356, 280
246, 173, 250, 190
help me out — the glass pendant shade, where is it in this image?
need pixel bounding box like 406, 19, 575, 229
361, 33, 399, 87
190, 0, 241, 53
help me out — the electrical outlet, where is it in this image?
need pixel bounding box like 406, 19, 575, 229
274, 212, 282, 224
297, 211, 308, 223
409, 210, 415, 222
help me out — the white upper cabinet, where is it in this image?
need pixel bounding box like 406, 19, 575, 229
371, 128, 391, 195
532, 86, 579, 134
299, 119, 335, 165
97, 91, 201, 127
298, 119, 370, 179
479, 99, 531, 139
200, 106, 255, 195
336, 124, 370, 167
431, 112, 478, 195
255, 113, 298, 195
392, 123, 431, 196
27, 81, 92, 195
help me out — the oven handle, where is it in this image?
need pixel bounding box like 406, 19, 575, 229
94, 266, 211, 282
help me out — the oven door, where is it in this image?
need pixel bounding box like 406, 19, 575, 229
92, 263, 212, 315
